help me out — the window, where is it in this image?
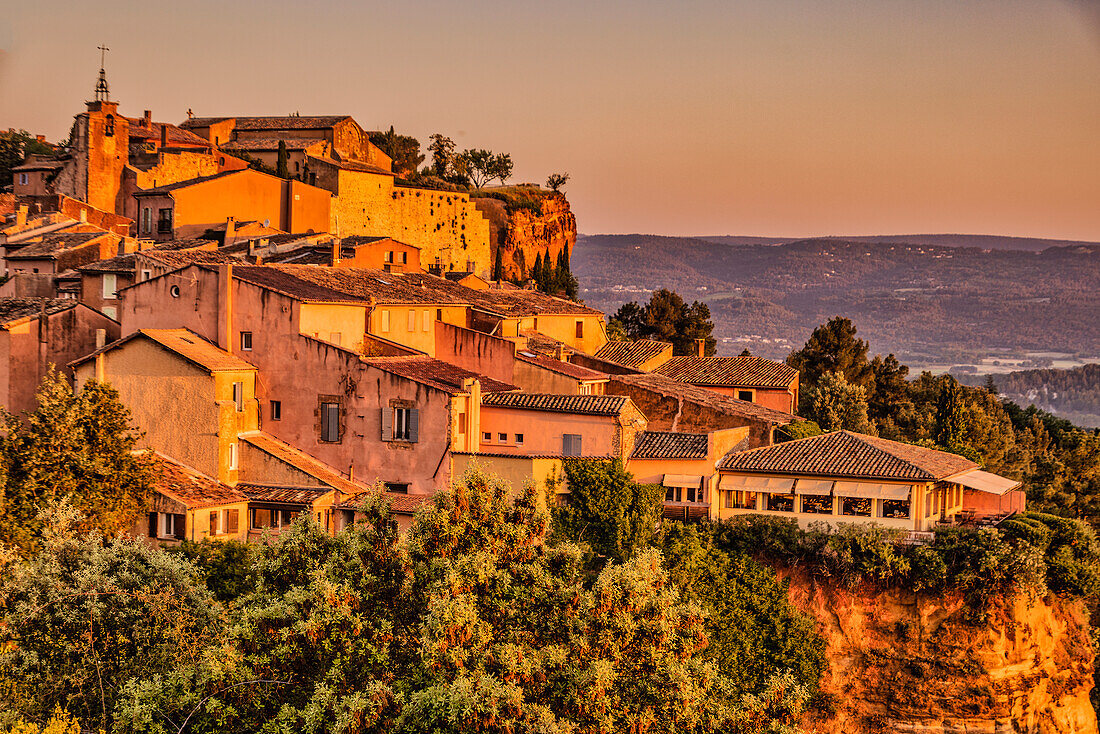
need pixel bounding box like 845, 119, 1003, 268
240, 331, 253, 351
407, 310, 416, 331
400, 251, 408, 264
384, 251, 393, 263
142, 208, 151, 233
801, 495, 832, 514
384, 482, 409, 494
515, 433, 524, 445
765, 493, 795, 512
150, 511, 185, 540
228, 443, 238, 470
250, 508, 294, 530
232, 382, 244, 412
321, 402, 340, 442
102, 306, 117, 320
104, 115, 115, 136
140, 269, 152, 281
18, 173, 28, 185
665, 486, 682, 503
725, 490, 757, 510
498, 432, 507, 443
102, 273, 117, 299
422, 309, 430, 332
563, 434, 582, 456
226, 508, 239, 533
271, 400, 282, 421
436, 308, 443, 321
392, 407, 418, 442
209, 510, 220, 535
380, 310, 390, 332
483, 431, 492, 442
882, 499, 911, 519
840, 496, 872, 517
737, 390, 754, 402
294, 161, 300, 172
575, 320, 584, 339
457, 412, 466, 434
157, 208, 173, 234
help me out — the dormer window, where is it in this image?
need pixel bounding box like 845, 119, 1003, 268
104, 115, 115, 137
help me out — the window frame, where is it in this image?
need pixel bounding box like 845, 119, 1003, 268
320, 401, 341, 442
240, 331, 253, 351
270, 400, 282, 421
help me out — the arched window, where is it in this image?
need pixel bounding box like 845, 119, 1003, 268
104, 115, 115, 137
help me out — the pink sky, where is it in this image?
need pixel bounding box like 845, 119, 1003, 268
1, 0, 1097, 240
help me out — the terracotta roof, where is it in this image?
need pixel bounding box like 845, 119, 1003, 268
609, 373, 795, 425
139, 250, 239, 268
78, 252, 140, 274
515, 350, 607, 381
335, 491, 428, 514
595, 340, 672, 368
237, 432, 368, 495
133, 170, 242, 196
237, 483, 328, 505
220, 138, 323, 151
308, 155, 393, 176
0, 298, 75, 326
6, 231, 114, 259
227, 265, 367, 303
363, 356, 518, 394
718, 430, 978, 481
481, 392, 629, 416
126, 119, 211, 147
73, 328, 255, 373
631, 431, 709, 460
149, 238, 218, 251
181, 115, 351, 131
155, 455, 247, 508
655, 356, 798, 389
341, 235, 400, 247
12, 159, 63, 172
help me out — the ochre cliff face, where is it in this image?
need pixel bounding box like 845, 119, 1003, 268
474, 192, 577, 280
781, 570, 1098, 734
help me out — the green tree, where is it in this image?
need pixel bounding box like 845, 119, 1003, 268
933, 377, 970, 450
275, 140, 289, 179
368, 127, 424, 178
803, 371, 875, 434
546, 172, 569, 192
787, 317, 873, 390
613, 289, 716, 356
1, 369, 156, 551
492, 246, 504, 281
552, 458, 664, 561
462, 148, 496, 189
532, 251, 543, 286
0, 129, 55, 186
0, 503, 223, 733
867, 353, 914, 437
491, 153, 513, 186
427, 133, 456, 179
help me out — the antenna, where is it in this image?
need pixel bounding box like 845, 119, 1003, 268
94, 44, 110, 102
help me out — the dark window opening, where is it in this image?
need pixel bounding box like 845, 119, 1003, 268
765, 493, 795, 512
841, 497, 872, 517
882, 499, 911, 519
737, 390, 754, 402
801, 495, 832, 514
104, 115, 115, 137
240, 331, 253, 351
271, 400, 282, 421
321, 402, 340, 442
157, 208, 173, 234
384, 482, 409, 494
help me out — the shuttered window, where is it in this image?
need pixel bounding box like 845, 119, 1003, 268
226, 508, 239, 533
563, 434, 582, 456
321, 402, 340, 442
393, 408, 419, 442
232, 382, 244, 412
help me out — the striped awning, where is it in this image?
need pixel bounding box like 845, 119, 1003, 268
719, 475, 795, 493
952, 469, 1020, 496
834, 481, 911, 500
663, 474, 703, 489
795, 479, 834, 496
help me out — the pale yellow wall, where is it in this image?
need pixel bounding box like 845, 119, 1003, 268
299, 303, 369, 351
331, 170, 492, 276
187, 501, 250, 542
368, 305, 466, 355
514, 313, 608, 355
452, 453, 562, 511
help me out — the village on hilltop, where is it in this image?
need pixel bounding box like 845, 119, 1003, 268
0, 74, 1023, 544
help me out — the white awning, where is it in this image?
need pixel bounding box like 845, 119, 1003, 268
719, 475, 795, 493
834, 481, 911, 500
795, 479, 834, 496
663, 474, 703, 489
953, 469, 1020, 496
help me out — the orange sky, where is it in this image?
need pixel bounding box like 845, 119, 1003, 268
1, 0, 1098, 240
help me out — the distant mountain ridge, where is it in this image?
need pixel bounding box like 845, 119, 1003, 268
695, 234, 1100, 252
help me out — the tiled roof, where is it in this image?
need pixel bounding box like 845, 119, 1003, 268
609, 373, 795, 425
126, 119, 211, 147
149, 238, 218, 251
481, 392, 629, 416
335, 491, 428, 514
595, 340, 672, 368
718, 430, 978, 481
238, 432, 365, 495
655, 356, 798, 388
181, 115, 351, 131
237, 483, 329, 505
134, 170, 242, 196
363, 356, 518, 394
308, 155, 393, 176
78, 252, 140, 274
515, 350, 607, 381
6, 232, 113, 259
631, 431, 710, 460
155, 455, 247, 508
341, 235, 398, 247
220, 138, 322, 151
139, 250, 239, 268
74, 328, 256, 373
0, 298, 75, 326
12, 159, 63, 171
227, 265, 368, 303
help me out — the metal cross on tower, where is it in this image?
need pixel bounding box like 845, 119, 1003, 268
94, 44, 110, 102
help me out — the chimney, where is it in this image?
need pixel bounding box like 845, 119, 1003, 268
219, 263, 234, 352
160, 123, 168, 148
331, 238, 341, 266
224, 217, 236, 246
35, 134, 45, 144
15, 205, 27, 228
143, 110, 152, 128
695, 338, 706, 358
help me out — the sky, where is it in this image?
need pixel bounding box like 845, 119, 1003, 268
1, 0, 1098, 241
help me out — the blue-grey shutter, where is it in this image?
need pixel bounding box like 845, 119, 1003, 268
326, 404, 339, 441
573, 435, 582, 456
381, 407, 393, 441
409, 409, 419, 443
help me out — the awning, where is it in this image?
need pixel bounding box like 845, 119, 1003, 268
834, 482, 911, 500
719, 475, 795, 493
952, 469, 1020, 496
795, 479, 834, 496
663, 474, 703, 489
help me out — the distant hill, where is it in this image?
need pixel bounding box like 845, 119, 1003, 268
572, 234, 1100, 364
694, 233, 1100, 252
959, 364, 1100, 428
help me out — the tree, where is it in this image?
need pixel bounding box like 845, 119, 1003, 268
803, 371, 875, 434
546, 172, 569, 192
983, 374, 999, 395
0, 129, 55, 187
867, 353, 914, 437
368, 127, 424, 178
491, 152, 513, 185
0, 503, 223, 733
613, 289, 716, 356
787, 317, 873, 390
462, 148, 496, 189
275, 140, 289, 179
552, 458, 664, 561
933, 377, 971, 451
427, 133, 456, 179
532, 251, 543, 287
492, 246, 504, 281
1, 369, 156, 551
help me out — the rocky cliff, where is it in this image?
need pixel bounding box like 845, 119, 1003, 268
473, 189, 576, 280
782, 570, 1098, 734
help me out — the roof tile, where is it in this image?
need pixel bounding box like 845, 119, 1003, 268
155, 455, 248, 508
655, 356, 798, 388
481, 392, 629, 416
595, 340, 672, 368
363, 355, 517, 394
630, 431, 709, 460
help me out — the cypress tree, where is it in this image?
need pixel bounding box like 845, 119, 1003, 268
532, 252, 543, 288
276, 140, 290, 179
493, 247, 504, 281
